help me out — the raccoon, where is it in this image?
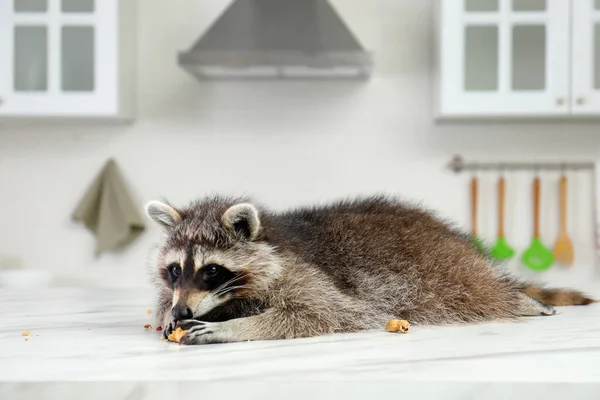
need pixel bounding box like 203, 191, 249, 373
144, 194, 596, 345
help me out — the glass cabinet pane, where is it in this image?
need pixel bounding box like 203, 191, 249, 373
512, 25, 546, 90
595, 24, 600, 89
512, 0, 546, 11
61, 27, 95, 91
14, 26, 48, 91
465, 26, 498, 91
466, 0, 498, 12
14, 0, 47, 12
61, 0, 94, 12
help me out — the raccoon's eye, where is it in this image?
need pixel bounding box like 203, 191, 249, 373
167, 264, 182, 280
203, 264, 221, 280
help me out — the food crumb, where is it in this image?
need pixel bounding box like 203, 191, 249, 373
146, 308, 153, 315
25, 338, 29, 342
22, 330, 31, 336
156, 326, 163, 331
143, 324, 152, 329
167, 327, 188, 343
385, 319, 410, 333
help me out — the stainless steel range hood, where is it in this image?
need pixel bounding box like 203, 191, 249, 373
177, 0, 373, 80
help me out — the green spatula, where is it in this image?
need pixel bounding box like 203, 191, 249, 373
522, 176, 554, 271
490, 176, 515, 260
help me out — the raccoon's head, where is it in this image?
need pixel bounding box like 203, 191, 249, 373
145, 196, 281, 321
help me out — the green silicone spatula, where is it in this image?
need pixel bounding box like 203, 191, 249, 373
469, 176, 486, 253
490, 176, 515, 260
522, 176, 554, 271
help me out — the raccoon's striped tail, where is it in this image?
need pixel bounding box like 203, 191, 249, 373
522, 285, 597, 306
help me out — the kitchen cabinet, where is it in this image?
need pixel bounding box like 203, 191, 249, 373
436, 0, 600, 119
0, 0, 136, 121
573, 0, 600, 115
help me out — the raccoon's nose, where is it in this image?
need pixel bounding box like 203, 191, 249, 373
172, 305, 193, 320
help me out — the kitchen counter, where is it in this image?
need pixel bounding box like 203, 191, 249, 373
2, 287, 600, 399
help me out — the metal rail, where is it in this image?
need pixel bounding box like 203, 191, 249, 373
448, 155, 596, 173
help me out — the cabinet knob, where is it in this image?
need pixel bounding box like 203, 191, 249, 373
577, 97, 586, 105
556, 97, 565, 105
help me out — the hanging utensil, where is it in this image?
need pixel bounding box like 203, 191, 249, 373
553, 173, 575, 266
470, 175, 486, 252
490, 175, 515, 260
522, 175, 554, 271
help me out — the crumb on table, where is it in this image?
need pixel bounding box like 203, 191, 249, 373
22, 330, 31, 336
143, 324, 152, 329
146, 309, 153, 315
167, 327, 188, 343
385, 319, 410, 333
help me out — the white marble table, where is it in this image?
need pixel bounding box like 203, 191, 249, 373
2, 287, 600, 399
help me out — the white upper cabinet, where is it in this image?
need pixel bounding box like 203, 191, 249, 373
0, 0, 135, 120
572, 0, 600, 115
436, 0, 600, 119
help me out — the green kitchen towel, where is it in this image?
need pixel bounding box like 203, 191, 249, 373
72, 158, 145, 255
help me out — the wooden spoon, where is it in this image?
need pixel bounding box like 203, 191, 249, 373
553, 174, 574, 266
522, 176, 554, 271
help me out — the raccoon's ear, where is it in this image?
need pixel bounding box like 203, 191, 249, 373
222, 203, 261, 241
145, 200, 182, 228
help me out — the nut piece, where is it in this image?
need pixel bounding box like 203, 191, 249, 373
167, 327, 188, 343
385, 319, 410, 333
143, 324, 152, 329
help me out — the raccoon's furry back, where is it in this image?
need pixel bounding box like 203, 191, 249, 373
258, 195, 595, 325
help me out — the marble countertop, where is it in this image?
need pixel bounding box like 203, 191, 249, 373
2, 287, 600, 399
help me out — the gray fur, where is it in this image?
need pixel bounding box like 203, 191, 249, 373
145, 194, 595, 344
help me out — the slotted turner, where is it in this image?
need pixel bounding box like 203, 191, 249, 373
470, 176, 486, 252
522, 176, 554, 271
490, 176, 515, 260
553, 174, 574, 266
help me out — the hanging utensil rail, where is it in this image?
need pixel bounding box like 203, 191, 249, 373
448, 155, 595, 173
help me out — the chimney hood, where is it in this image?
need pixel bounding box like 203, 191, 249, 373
177, 0, 373, 80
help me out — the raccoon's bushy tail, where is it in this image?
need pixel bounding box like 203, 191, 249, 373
522, 285, 597, 306
499, 274, 598, 306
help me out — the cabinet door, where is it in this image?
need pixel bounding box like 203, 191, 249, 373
438, 0, 570, 117
572, 0, 600, 114
0, 0, 117, 117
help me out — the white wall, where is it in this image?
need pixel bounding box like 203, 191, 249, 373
1, 0, 600, 291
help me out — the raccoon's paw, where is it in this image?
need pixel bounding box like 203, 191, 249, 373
162, 317, 177, 340
540, 304, 556, 316
176, 320, 221, 345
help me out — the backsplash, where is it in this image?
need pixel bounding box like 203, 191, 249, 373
0, 0, 599, 289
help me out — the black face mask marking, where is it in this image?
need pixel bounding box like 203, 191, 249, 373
166, 263, 182, 286
194, 264, 238, 292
